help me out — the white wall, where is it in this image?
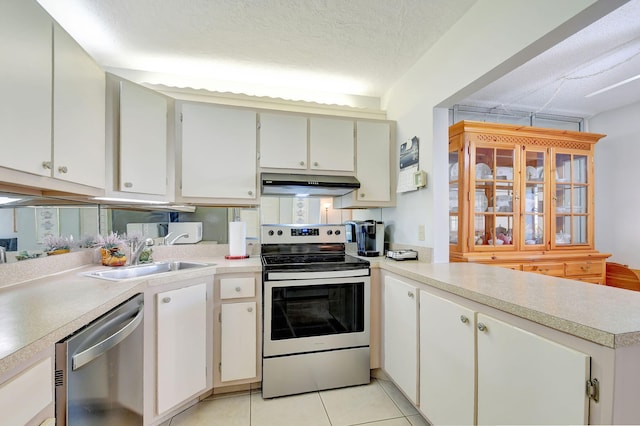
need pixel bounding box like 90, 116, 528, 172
590, 101, 640, 267
381, 0, 621, 262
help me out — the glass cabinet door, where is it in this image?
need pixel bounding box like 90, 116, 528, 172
449, 150, 460, 247
554, 152, 589, 246
473, 146, 516, 249
522, 149, 547, 248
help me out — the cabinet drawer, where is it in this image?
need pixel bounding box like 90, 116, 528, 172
565, 261, 604, 277
493, 263, 523, 271
523, 263, 565, 277
573, 277, 603, 285
220, 277, 255, 299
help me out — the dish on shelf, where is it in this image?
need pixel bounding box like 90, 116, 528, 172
449, 162, 459, 181
525, 239, 536, 245
488, 239, 504, 245
475, 163, 492, 179
475, 191, 488, 212
496, 166, 513, 180
526, 166, 539, 181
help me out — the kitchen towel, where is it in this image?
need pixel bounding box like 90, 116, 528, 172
228, 221, 247, 257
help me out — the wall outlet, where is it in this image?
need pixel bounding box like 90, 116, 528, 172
418, 224, 425, 241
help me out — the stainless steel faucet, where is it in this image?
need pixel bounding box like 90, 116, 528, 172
130, 238, 155, 265
164, 233, 189, 245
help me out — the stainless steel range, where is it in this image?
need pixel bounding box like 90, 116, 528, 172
261, 224, 371, 398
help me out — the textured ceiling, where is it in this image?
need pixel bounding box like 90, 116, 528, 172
460, 0, 640, 118
37, 0, 476, 105
37, 0, 640, 116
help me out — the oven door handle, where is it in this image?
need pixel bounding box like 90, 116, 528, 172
72, 306, 144, 370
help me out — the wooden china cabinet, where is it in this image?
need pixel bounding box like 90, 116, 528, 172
449, 121, 610, 283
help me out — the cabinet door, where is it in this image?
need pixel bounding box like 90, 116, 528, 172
221, 302, 257, 382
552, 149, 593, 248
419, 291, 475, 425
383, 276, 418, 404
181, 103, 257, 199
156, 283, 207, 414
309, 117, 354, 172
52, 24, 106, 188
259, 113, 307, 169
0, 356, 53, 426
355, 121, 390, 202
477, 313, 589, 425
0, 0, 52, 176
471, 143, 518, 250
119, 80, 167, 195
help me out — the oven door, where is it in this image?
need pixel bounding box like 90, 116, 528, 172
263, 275, 370, 357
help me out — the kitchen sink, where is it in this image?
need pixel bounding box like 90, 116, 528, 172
83, 261, 213, 281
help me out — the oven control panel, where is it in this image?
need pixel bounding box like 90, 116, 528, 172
261, 224, 346, 244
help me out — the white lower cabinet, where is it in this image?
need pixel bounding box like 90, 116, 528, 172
214, 274, 261, 388
221, 302, 257, 382
476, 313, 590, 425
156, 283, 207, 415
383, 275, 418, 404
0, 354, 53, 426
418, 289, 590, 425
419, 291, 475, 425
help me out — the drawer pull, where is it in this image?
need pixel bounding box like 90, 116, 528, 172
162, 297, 171, 303
235, 286, 242, 292
247, 307, 253, 313
478, 322, 487, 332
460, 315, 469, 324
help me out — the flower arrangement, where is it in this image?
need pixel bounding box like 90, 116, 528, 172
95, 232, 127, 266
41, 234, 74, 255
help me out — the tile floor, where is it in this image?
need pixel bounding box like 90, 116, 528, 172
163, 377, 431, 426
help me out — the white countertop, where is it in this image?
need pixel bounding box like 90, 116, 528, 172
3, 252, 640, 377
373, 258, 640, 349
0, 254, 262, 376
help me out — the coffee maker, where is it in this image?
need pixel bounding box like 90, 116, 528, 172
345, 220, 385, 257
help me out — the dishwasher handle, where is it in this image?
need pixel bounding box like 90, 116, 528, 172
72, 305, 144, 371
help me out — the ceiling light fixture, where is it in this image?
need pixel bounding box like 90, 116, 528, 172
585, 73, 640, 98
92, 197, 169, 205
0, 196, 22, 205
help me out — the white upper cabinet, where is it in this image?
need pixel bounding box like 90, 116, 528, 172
52, 23, 105, 188
309, 117, 354, 172
180, 102, 257, 201
259, 113, 307, 169
0, 0, 52, 176
119, 80, 167, 195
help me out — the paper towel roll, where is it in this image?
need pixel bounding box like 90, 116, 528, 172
229, 222, 247, 257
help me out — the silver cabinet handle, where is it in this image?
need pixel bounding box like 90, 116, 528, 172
124, 182, 133, 188
247, 306, 253, 313
58, 166, 68, 174
460, 315, 469, 324
42, 161, 52, 170
360, 193, 366, 198
408, 291, 414, 298
299, 161, 305, 166
162, 297, 171, 303
248, 190, 254, 196
235, 286, 241, 292
477, 322, 487, 332
313, 161, 319, 167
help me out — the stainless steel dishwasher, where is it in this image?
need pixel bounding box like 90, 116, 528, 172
55, 293, 144, 425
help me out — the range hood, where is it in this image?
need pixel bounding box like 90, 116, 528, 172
261, 173, 360, 196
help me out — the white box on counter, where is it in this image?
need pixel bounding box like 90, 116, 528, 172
167, 222, 203, 244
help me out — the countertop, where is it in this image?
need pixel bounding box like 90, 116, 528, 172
372, 258, 640, 349
4, 252, 640, 378
0, 254, 262, 377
